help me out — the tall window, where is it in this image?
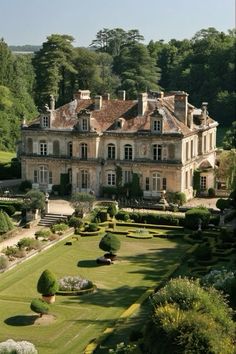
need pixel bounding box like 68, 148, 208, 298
81, 170, 89, 189
39, 141, 47, 155
191, 140, 194, 158
80, 143, 88, 159
82, 118, 88, 131
145, 177, 150, 191
200, 176, 207, 190
153, 144, 162, 160
204, 135, 207, 152
186, 142, 189, 161
210, 133, 213, 150
42, 116, 49, 128
152, 172, 161, 191
162, 177, 167, 190
185, 171, 188, 189
107, 144, 116, 159
27, 138, 33, 154
68, 142, 73, 157
39, 166, 48, 184
124, 170, 132, 184
33, 170, 38, 183
49, 171, 53, 184
153, 119, 161, 132
53, 140, 60, 156
124, 144, 132, 160
107, 172, 116, 186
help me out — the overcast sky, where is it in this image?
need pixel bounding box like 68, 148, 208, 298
0, 0, 235, 46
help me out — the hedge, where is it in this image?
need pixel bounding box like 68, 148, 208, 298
117, 211, 185, 226
185, 207, 211, 230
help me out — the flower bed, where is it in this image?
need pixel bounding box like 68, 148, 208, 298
57, 275, 95, 295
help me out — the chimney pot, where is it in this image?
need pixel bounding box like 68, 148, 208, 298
118, 90, 126, 101
95, 95, 102, 110
73, 90, 91, 100
174, 92, 188, 125
138, 92, 148, 116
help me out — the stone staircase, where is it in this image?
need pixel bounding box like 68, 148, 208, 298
38, 213, 68, 227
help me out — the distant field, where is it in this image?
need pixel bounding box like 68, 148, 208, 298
0, 151, 16, 164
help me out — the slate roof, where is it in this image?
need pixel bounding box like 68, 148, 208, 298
26, 94, 217, 136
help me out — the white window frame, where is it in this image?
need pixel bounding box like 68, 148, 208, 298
82, 118, 88, 131
80, 143, 88, 159
124, 170, 132, 184
107, 172, 116, 186
81, 170, 89, 189
107, 144, 116, 159
124, 144, 133, 160
153, 119, 161, 132
152, 172, 161, 191
42, 116, 49, 128
39, 141, 47, 156
39, 166, 48, 184
153, 144, 162, 161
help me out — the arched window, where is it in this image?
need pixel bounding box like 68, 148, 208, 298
80, 143, 88, 159
39, 140, 47, 155
152, 172, 161, 191
124, 144, 132, 160
153, 144, 162, 160
27, 138, 33, 154
39, 166, 48, 184
68, 142, 73, 157
107, 143, 116, 159
53, 140, 60, 156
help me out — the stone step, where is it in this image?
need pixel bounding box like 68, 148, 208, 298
38, 213, 68, 226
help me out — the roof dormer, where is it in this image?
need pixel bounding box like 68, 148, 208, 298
76, 109, 91, 131
150, 108, 163, 133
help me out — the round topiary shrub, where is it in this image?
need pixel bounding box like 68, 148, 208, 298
173, 191, 186, 206
68, 216, 83, 229
99, 233, 121, 258
30, 298, 49, 317
185, 207, 211, 230
216, 198, 230, 212
208, 188, 216, 197
107, 204, 117, 217
37, 269, 59, 297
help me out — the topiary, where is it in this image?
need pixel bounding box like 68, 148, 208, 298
68, 216, 83, 229
107, 204, 117, 217
99, 233, 121, 256
19, 180, 32, 192
216, 198, 230, 212
173, 192, 186, 206
185, 207, 211, 230
37, 269, 58, 296
30, 298, 49, 317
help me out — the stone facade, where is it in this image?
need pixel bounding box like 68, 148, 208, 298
20, 90, 218, 200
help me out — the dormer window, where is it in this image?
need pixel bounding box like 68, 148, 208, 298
82, 118, 88, 131
42, 116, 49, 128
153, 119, 162, 132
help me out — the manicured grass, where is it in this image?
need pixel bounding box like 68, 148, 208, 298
0, 232, 190, 354
0, 151, 16, 164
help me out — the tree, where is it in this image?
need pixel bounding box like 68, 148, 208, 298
70, 192, 95, 217
215, 150, 236, 190
223, 121, 236, 149
0, 210, 9, 234
24, 190, 46, 212
99, 233, 121, 257
37, 269, 58, 297
30, 298, 49, 317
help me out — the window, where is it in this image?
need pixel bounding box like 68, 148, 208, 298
153, 144, 162, 160
49, 171, 53, 184
200, 176, 207, 190
107, 172, 116, 186
33, 170, 38, 183
81, 170, 89, 189
39, 166, 48, 184
80, 143, 87, 159
162, 177, 167, 190
27, 138, 33, 154
82, 118, 88, 131
42, 116, 49, 128
153, 119, 161, 132
39, 141, 47, 155
191, 140, 194, 158
68, 142, 73, 157
186, 142, 189, 161
124, 144, 132, 160
53, 140, 60, 156
124, 170, 132, 184
185, 171, 188, 189
145, 177, 150, 191
107, 144, 116, 159
152, 172, 161, 191
204, 135, 207, 152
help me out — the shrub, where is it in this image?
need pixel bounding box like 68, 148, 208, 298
85, 222, 98, 232
194, 244, 212, 260
0, 255, 9, 270
37, 269, 59, 296
208, 187, 216, 197
17, 237, 33, 249
35, 229, 52, 239
115, 210, 129, 221
96, 209, 108, 222
173, 192, 186, 206
185, 207, 211, 230
19, 180, 32, 192
0, 210, 13, 234
224, 209, 236, 223
0, 339, 37, 354
107, 203, 117, 217
51, 223, 68, 234
30, 298, 49, 316
99, 233, 121, 255
216, 198, 231, 212
68, 216, 83, 228
0, 204, 15, 216
58, 276, 93, 291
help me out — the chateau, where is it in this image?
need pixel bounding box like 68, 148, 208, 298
20, 90, 218, 200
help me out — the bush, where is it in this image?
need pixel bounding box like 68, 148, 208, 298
19, 180, 32, 192
173, 192, 186, 206
224, 209, 236, 223
0, 210, 14, 234
115, 211, 129, 221
58, 276, 93, 291
208, 187, 216, 197
85, 222, 98, 232
0, 255, 9, 270
216, 198, 231, 212
17, 237, 33, 249
0, 339, 37, 354
195, 244, 212, 260
107, 203, 117, 217
68, 216, 83, 229
185, 207, 211, 230
30, 298, 49, 316
0, 204, 15, 216
99, 233, 121, 255
51, 223, 68, 234
35, 229, 52, 239
37, 269, 59, 296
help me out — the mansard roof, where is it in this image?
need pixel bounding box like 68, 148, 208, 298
26, 93, 217, 136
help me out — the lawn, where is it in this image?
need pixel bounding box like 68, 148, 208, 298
0, 233, 190, 353
0, 151, 16, 164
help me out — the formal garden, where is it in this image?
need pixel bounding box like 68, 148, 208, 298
0, 190, 235, 353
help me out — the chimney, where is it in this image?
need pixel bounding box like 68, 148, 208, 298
187, 106, 194, 129
103, 93, 110, 100
174, 91, 188, 125
138, 93, 148, 116
118, 90, 126, 101
50, 95, 55, 111
95, 95, 102, 110
157, 91, 164, 99
200, 102, 208, 125
73, 90, 91, 100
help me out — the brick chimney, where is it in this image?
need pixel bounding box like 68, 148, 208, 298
95, 95, 102, 110
138, 93, 148, 116
118, 90, 126, 100
174, 91, 188, 125
73, 90, 91, 100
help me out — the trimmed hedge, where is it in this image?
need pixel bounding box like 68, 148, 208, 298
122, 211, 185, 226
185, 207, 211, 230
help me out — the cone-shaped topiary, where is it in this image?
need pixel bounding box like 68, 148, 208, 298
30, 298, 49, 317
99, 233, 121, 256
37, 269, 59, 296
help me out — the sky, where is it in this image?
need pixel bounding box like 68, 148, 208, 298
0, 0, 235, 47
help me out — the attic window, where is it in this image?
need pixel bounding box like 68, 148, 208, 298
82, 118, 88, 131
42, 116, 49, 128
153, 119, 162, 132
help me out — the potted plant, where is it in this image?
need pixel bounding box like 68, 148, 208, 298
37, 269, 59, 303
